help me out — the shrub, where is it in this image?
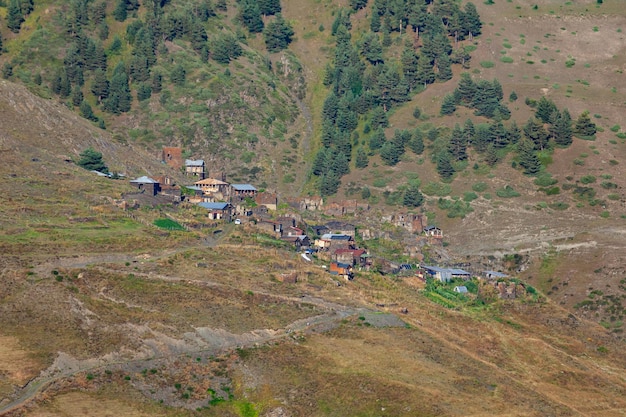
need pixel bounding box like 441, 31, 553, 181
463, 192, 479, 202
534, 173, 558, 187
500, 56, 514, 63
496, 185, 521, 198
601, 181, 617, 189
549, 202, 569, 210
610, 124, 621, 132
472, 182, 488, 192
580, 175, 596, 184
480, 60, 495, 68
422, 182, 452, 196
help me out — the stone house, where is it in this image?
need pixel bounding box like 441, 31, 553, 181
161, 147, 183, 170
195, 178, 230, 201
255, 192, 278, 211
185, 159, 205, 179
197, 202, 232, 221
130, 176, 160, 196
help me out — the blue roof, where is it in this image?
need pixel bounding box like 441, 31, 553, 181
231, 184, 257, 191
449, 268, 470, 275
198, 202, 230, 210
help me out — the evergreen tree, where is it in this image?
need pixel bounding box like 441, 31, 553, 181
408, 129, 424, 154
264, 14, 294, 52
472, 124, 490, 153
370, 6, 381, 32
370, 106, 389, 128
553, 108, 573, 147
71, 87, 84, 106
2, 62, 13, 79
320, 171, 340, 196
77, 147, 108, 173
330, 152, 350, 176
518, 139, 542, 175
239, 0, 264, 33
440, 93, 457, 115
312, 148, 329, 176
0, 32, 3, 55
7, 0, 24, 33
436, 152, 455, 180
113, 0, 127, 22
79, 101, 97, 121
463, 118, 475, 144
403, 183, 424, 208
170, 64, 186, 85
523, 117, 549, 150
137, 83, 152, 101
489, 121, 509, 148
380, 141, 401, 166
355, 148, 369, 168
436, 53, 453, 81
415, 53, 435, 86
507, 120, 522, 144
360, 32, 384, 65
90, 69, 109, 103
258, 0, 281, 16
574, 111, 597, 137
456, 72, 476, 103
20, 0, 34, 15
535, 96, 557, 124
463, 2, 482, 38
369, 128, 386, 150
448, 124, 467, 160
484, 144, 498, 166
105, 62, 132, 113
509, 91, 518, 102
401, 44, 419, 90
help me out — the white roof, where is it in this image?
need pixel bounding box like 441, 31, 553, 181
130, 176, 158, 184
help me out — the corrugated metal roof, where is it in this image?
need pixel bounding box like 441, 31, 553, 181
130, 176, 158, 184
198, 202, 230, 210
231, 184, 257, 191
185, 159, 204, 166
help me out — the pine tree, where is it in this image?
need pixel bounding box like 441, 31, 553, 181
77, 147, 108, 173
380, 142, 401, 166
113, 0, 127, 22
408, 129, 424, 154
456, 72, 476, 103
370, 6, 381, 32
535, 96, 558, 124
90, 69, 109, 103
523, 117, 549, 150
484, 144, 498, 166
71, 87, 84, 106
355, 148, 369, 168
137, 83, 152, 101
574, 111, 597, 137
553, 108, 573, 147
264, 14, 294, 52
518, 139, 542, 175
239, 0, 264, 33
0, 31, 3, 54
507, 120, 522, 144
370, 106, 389, 128
79, 101, 97, 121
151, 72, 162, 93
463, 2, 482, 38
440, 93, 457, 115
369, 128, 386, 150
360, 32, 384, 65
312, 148, 329, 176
403, 183, 424, 208
7, 0, 24, 33
258, 0, 281, 16
448, 124, 467, 160
415, 53, 435, 86
320, 171, 340, 196
489, 121, 509, 148
170, 64, 186, 85
105, 62, 132, 113
2, 62, 13, 79
436, 54, 453, 82
436, 152, 455, 180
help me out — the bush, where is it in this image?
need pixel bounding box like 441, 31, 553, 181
463, 192, 479, 202
533, 173, 558, 187
580, 175, 596, 184
496, 185, 521, 198
480, 60, 495, 68
472, 182, 488, 192
500, 56, 514, 63
422, 182, 452, 196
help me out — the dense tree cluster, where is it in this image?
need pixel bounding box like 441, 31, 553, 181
311, 3, 483, 196
444, 73, 510, 119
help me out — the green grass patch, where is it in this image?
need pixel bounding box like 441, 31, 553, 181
422, 182, 452, 196
472, 182, 488, 192
500, 56, 514, 63
480, 61, 495, 68
153, 218, 185, 230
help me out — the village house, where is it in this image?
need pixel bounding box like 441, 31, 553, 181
276, 216, 297, 230
422, 266, 471, 282
255, 192, 278, 211
483, 271, 509, 280
153, 175, 181, 201
316, 233, 354, 252
325, 221, 356, 237
289, 196, 323, 211
182, 185, 203, 203
255, 219, 283, 238
384, 212, 427, 234
197, 202, 232, 221
130, 176, 160, 196
185, 159, 205, 179
195, 178, 230, 201
424, 226, 443, 238
231, 184, 258, 198
161, 147, 183, 170
329, 261, 353, 280
281, 235, 311, 251
332, 248, 368, 267
311, 225, 330, 236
